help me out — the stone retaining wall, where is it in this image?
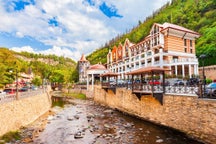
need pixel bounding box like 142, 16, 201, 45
0, 90, 51, 136
62, 88, 94, 99
199, 65, 216, 80
93, 86, 216, 144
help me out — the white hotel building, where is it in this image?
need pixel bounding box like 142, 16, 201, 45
106, 22, 200, 79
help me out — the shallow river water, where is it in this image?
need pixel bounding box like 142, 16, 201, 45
33, 99, 203, 144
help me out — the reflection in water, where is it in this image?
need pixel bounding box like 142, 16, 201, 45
34, 99, 203, 144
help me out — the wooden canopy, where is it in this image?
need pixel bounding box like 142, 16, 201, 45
126, 66, 167, 75
100, 71, 119, 77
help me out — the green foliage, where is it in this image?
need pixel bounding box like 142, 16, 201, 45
31, 76, 42, 86
86, 47, 109, 64
52, 100, 65, 108
87, 0, 216, 66
63, 92, 86, 100
0, 48, 77, 87
0, 131, 21, 142
206, 78, 213, 84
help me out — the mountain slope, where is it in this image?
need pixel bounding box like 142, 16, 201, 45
0, 48, 78, 88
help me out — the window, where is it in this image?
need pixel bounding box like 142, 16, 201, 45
184, 47, 187, 53
184, 39, 187, 46
190, 48, 193, 53
190, 40, 192, 47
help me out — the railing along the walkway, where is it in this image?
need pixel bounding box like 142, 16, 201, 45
0, 88, 45, 103
101, 82, 216, 99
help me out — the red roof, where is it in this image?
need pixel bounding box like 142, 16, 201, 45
79, 54, 88, 61
88, 64, 107, 70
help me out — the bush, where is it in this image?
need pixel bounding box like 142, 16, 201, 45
0, 131, 21, 142
206, 78, 212, 84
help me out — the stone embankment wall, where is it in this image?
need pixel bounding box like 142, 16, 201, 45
199, 65, 216, 80
0, 90, 51, 136
94, 86, 216, 144
62, 88, 94, 99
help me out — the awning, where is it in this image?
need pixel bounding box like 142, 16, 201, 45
126, 66, 169, 75
100, 71, 119, 77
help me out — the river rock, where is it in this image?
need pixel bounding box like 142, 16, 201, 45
87, 113, 95, 118
156, 139, 164, 143
74, 115, 80, 119
124, 123, 133, 128
67, 116, 74, 121
103, 109, 113, 114
104, 124, 110, 129
74, 132, 84, 139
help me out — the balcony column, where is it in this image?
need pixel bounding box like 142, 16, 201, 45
145, 52, 147, 67
151, 51, 155, 66
87, 74, 89, 90
91, 74, 94, 90
175, 65, 178, 76
195, 64, 199, 75
182, 64, 185, 78
139, 55, 141, 68
189, 64, 192, 78
159, 48, 163, 68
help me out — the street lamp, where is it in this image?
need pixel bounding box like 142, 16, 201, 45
200, 54, 206, 97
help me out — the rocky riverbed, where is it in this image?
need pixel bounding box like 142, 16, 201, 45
12, 98, 203, 144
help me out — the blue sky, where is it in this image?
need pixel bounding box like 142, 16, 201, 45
0, 0, 171, 60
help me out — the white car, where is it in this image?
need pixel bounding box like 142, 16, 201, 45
0, 90, 6, 99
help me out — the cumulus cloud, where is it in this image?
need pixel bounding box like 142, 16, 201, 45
0, 0, 170, 61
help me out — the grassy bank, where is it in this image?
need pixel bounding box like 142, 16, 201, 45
63, 93, 86, 100
0, 131, 21, 144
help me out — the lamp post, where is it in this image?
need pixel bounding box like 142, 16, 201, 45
200, 54, 206, 97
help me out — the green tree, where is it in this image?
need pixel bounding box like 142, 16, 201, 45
31, 76, 42, 86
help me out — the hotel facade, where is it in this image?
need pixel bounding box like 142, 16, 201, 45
106, 22, 200, 79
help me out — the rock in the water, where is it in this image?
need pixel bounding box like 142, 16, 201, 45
74, 115, 80, 119
67, 116, 74, 121
74, 132, 84, 139
103, 109, 113, 114
156, 139, 164, 143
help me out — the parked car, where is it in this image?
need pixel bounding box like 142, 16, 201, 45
186, 78, 200, 86
3, 88, 16, 94
19, 86, 29, 92
30, 85, 38, 90
161, 81, 170, 86
0, 90, 6, 97
149, 80, 160, 85
205, 82, 216, 97
117, 80, 126, 85
173, 80, 184, 86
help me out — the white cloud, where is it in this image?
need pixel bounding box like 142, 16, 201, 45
11, 46, 36, 53
0, 0, 169, 61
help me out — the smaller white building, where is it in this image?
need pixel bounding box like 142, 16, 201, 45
86, 64, 108, 90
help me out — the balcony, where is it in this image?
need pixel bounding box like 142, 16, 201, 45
162, 58, 198, 66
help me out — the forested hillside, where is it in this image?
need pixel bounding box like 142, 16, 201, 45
0, 48, 78, 88
87, 0, 216, 66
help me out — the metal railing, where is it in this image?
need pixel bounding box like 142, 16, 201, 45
0, 88, 46, 103
101, 82, 216, 99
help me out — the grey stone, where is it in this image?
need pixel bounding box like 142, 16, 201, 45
74, 115, 80, 119
156, 139, 164, 143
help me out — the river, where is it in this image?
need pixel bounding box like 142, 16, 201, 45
29, 98, 203, 144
